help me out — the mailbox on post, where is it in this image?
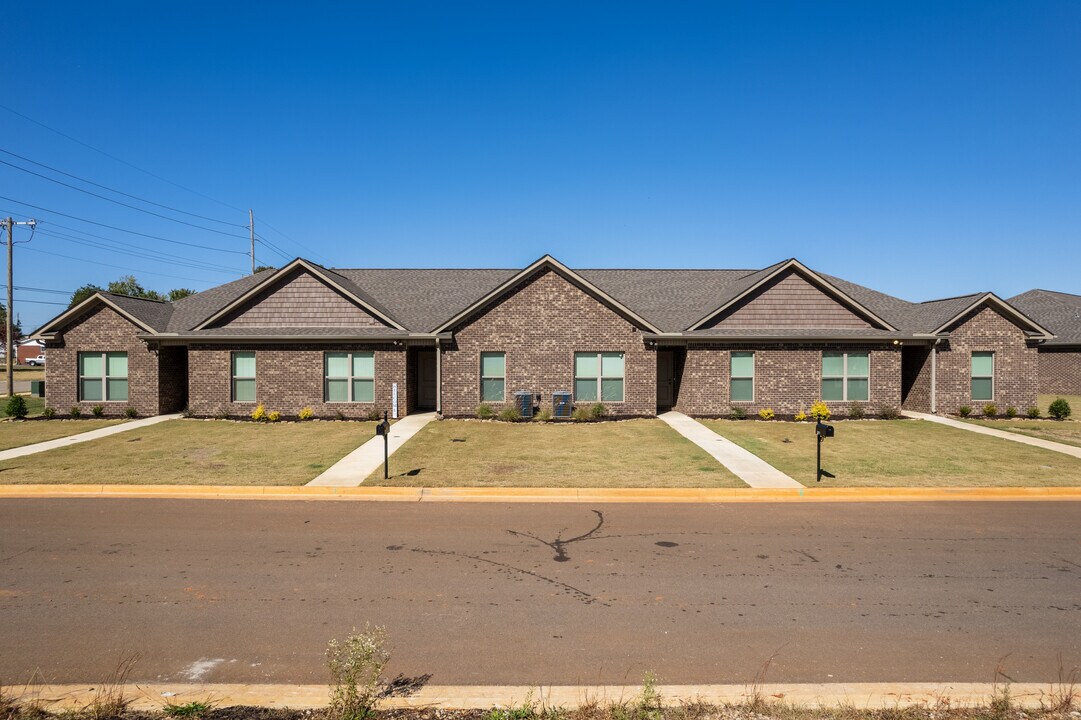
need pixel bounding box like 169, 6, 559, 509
815, 421, 834, 482
375, 412, 391, 479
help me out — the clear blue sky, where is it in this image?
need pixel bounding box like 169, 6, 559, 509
3, 1, 1079, 331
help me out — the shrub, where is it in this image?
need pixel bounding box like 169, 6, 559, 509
810, 401, 830, 421
4, 394, 28, 419
1026, 406, 1041, 419
1049, 397, 1072, 421
730, 406, 747, 420
180, 406, 193, 418
572, 406, 592, 422
497, 404, 521, 422
878, 405, 901, 420
958, 405, 972, 418
70, 405, 82, 418
336, 410, 347, 421
43, 406, 56, 419
535, 408, 553, 422
124, 406, 138, 419
326, 624, 390, 720
758, 408, 775, 421
1005, 406, 1017, 418
92, 404, 105, 418
299, 407, 315, 421
366, 408, 382, 421
475, 403, 494, 419
794, 411, 807, 422
589, 402, 607, 419
267, 410, 282, 422
848, 403, 865, 420
983, 403, 997, 418
164, 701, 214, 719
251, 403, 267, 422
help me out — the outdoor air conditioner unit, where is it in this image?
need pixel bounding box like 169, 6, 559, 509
552, 391, 573, 418
513, 390, 535, 418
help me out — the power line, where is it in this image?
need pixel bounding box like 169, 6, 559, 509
21, 246, 224, 284
13, 298, 67, 306
32, 224, 243, 274
0, 285, 71, 295
0, 103, 245, 214
255, 235, 293, 262
35, 229, 244, 276
0, 195, 250, 255
0, 148, 248, 228
0, 158, 252, 239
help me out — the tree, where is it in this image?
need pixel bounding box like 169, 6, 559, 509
254, 265, 276, 273
0, 305, 23, 354
168, 288, 196, 301
107, 275, 164, 301
69, 284, 104, 308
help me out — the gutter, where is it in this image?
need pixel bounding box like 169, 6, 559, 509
137, 332, 453, 345
642, 333, 933, 345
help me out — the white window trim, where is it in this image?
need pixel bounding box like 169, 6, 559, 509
971, 351, 995, 402
822, 351, 871, 402
78, 351, 128, 403
324, 351, 376, 404
231, 351, 257, 403
479, 352, 506, 403
730, 351, 755, 403
574, 352, 626, 403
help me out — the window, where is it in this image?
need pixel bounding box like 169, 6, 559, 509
971, 352, 994, 401
480, 352, 505, 402
574, 352, 624, 402
78, 352, 128, 401
325, 352, 375, 403
231, 351, 256, 402
730, 352, 754, 402
821, 351, 869, 401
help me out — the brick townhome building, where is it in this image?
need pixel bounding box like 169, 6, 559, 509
32, 255, 1072, 419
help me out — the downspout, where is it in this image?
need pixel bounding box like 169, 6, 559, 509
435, 338, 442, 415
930, 339, 938, 414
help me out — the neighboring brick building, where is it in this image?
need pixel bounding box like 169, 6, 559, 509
32, 255, 1068, 419
1009, 289, 1081, 396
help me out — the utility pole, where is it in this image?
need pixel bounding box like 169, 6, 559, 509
4, 217, 36, 400
249, 209, 255, 274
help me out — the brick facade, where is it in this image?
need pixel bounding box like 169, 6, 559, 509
43, 304, 165, 417
672, 343, 901, 417
935, 306, 1038, 414
900, 345, 932, 412
440, 268, 656, 417
185, 343, 408, 419
1038, 348, 1081, 395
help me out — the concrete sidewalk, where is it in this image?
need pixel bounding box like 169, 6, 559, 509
658, 411, 802, 488
307, 411, 437, 487
0, 413, 181, 462
903, 410, 1081, 459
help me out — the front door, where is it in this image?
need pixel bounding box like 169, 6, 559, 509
417, 350, 437, 410
657, 350, 675, 409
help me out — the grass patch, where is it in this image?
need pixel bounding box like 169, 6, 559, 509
1040, 394, 1081, 417
702, 418, 1081, 487
13, 367, 45, 382
0, 419, 376, 485
0, 418, 124, 451
967, 418, 1081, 449
367, 418, 744, 487
0, 395, 44, 418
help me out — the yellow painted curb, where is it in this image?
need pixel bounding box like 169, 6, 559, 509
1, 484, 1081, 502
6, 682, 1068, 710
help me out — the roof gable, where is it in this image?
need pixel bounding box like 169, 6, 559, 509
432, 255, 663, 334
31, 292, 167, 337
193, 259, 406, 331
932, 293, 1054, 337
688, 260, 898, 331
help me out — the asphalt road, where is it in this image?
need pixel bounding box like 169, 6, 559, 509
1, 499, 1079, 686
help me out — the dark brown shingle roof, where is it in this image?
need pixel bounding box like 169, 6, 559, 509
1009, 289, 1081, 345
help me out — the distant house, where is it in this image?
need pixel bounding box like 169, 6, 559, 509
29, 255, 1071, 418
16, 339, 45, 364
1009, 289, 1081, 396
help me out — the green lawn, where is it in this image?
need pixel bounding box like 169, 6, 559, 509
702, 418, 1081, 487
367, 418, 745, 488
2, 395, 45, 418
0, 418, 125, 451
0, 419, 376, 485
1039, 393, 1080, 417
967, 418, 1081, 449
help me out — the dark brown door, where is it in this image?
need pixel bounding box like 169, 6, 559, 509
657, 350, 675, 408
417, 350, 437, 409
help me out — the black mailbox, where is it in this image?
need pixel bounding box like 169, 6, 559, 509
375, 420, 390, 436
816, 422, 834, 438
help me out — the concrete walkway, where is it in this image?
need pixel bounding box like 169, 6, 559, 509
903, 410, 1081, 459
0, 413, 181, 462
307, 411, 437, 487
658, 411, 802, 488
